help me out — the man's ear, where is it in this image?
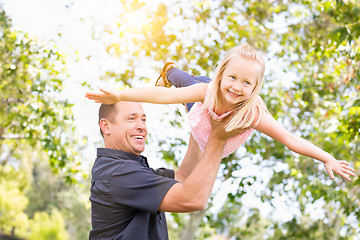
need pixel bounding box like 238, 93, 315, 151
99, 118, 111, 135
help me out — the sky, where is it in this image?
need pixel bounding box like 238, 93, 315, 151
1, 0, 314, 222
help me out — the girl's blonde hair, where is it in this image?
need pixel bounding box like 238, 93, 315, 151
204, 43, 268, 132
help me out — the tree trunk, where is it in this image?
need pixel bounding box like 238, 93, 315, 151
331, 212, 342, 240
180, 210, 205, 240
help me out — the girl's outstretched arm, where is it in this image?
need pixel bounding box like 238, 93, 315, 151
254, 110, 355, 181
85, 83, 208, 105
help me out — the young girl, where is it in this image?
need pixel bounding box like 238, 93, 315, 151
86, 43, 355, 181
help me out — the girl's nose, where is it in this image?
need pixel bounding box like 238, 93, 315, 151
232, 83, 242, 93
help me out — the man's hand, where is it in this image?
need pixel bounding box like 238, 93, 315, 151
209, 116, 243, 141
85, 88, 121, 104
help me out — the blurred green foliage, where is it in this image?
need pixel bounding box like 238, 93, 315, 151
0, 9, 90, 239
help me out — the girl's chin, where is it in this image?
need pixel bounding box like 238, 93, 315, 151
226, 95, 244, 105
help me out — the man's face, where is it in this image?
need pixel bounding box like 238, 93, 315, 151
105, 102, 147, 155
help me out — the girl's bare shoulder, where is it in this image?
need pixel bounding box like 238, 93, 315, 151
185, 82, 209, 102
198, 82, 210, 93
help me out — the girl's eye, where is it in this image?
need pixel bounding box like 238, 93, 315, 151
244, 81, 250, 85
230, 75, 236, 80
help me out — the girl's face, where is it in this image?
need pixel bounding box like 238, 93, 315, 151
219, 55, 261, 110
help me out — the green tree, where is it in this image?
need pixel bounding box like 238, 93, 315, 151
0, 8, 89, 239
0, 9, 80, 181
29, 209, 69, 240
25, 160, 91, 240
0, 164, 29, 236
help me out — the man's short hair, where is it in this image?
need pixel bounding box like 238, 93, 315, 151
98, 103, 117, 137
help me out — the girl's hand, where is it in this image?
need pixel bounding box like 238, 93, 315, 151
85, 88, 121, 104
324, 159, 355, 181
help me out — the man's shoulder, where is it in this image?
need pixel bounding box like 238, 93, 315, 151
92, 155, 152, 179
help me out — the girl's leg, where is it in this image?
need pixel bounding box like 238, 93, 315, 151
166, 68, 211, 111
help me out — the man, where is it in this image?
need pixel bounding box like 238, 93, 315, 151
89, 101, 239, 239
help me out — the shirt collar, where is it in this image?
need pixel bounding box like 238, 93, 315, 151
97, 148, 149, 168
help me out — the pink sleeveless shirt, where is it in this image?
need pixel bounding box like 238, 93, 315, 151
188, 82, 254, 158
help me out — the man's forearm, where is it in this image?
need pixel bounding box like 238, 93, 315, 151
179, 134, 225, 209
158, 133, 226, 213
174, 134, 202, 183
158, 118, 235, 213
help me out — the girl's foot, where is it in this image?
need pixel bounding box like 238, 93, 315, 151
155, 61, 176, 87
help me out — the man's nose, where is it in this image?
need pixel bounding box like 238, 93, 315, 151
136, 119, 146, 129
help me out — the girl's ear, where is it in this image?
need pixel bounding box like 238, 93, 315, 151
99, 118, 111, 135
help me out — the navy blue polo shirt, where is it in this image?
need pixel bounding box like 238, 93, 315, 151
89, 148, 178, 240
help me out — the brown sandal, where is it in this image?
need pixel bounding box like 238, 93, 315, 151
155, 61, 176, 87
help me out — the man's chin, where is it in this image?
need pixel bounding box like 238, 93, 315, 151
132, 146, 145, 155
